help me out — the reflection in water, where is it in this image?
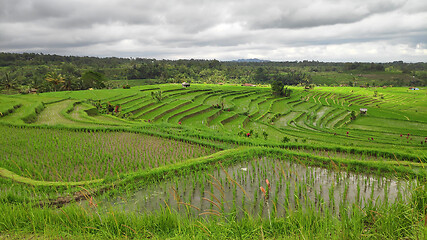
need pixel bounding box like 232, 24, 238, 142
92, 157, 415, 219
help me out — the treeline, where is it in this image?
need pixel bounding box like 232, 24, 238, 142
0, 52, 128, 68
0, 52, 426, 93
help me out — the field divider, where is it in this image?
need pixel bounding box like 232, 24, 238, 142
0, 103, 22, 118
206, 109, 222, 126
220, 113, 239, 126
153, 101, 191, 121
19, 101, 45, 124
0, 168, 103, 186
130, 102, 156, 116
109, 93, 138, 105
139, 87, 161, 92
179, 106, 213, 123
166, 104, 203, 123
134, 102, 168, 119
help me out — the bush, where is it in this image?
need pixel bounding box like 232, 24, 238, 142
262, 132, 268, 140
151, 90, 163, 102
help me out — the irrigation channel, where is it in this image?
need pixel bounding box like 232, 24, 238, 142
83, 157, 417, 219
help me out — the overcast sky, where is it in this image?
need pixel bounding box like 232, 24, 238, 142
1, 0, 426, 62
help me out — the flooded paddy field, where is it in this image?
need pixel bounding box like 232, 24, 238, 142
93, 157, 416, 219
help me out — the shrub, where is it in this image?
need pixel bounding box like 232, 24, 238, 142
262, 132, 268, 140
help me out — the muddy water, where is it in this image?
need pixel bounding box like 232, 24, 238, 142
95, 157, 415, 218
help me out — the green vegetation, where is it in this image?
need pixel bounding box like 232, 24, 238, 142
1, 53, 426, 95
1, 125, 216, 182
0, 55, 426, 239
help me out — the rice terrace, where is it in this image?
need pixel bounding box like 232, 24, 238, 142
0, 54, 426, 239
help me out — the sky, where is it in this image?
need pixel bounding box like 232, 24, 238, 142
1, 0, 426, 62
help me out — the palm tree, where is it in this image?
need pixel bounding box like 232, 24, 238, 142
45, 72, 65, 91
60, 76, 73, 91
1, 73, 18, 94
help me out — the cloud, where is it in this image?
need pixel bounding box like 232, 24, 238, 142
0, 0, 426, 62
231, 0, 407, 29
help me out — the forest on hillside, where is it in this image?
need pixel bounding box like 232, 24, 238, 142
1, 52, 426, 94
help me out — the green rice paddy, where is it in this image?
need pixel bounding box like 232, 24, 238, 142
0, 84, 426, 239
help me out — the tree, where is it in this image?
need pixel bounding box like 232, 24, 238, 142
0, 72, 18, 93
283, 87, 292, 97
60, 76, 74, 91
61, 63, 80, 78
80, 71, 105, 90
254, 67, 267, 82
271, 80, 284, 96
45, 72, 65, 91
271, 81, 292, 97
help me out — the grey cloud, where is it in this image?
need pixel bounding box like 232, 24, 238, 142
0, 0, 68, 23
0, 0, 222, 31
0, 0, 425, 62
0, 0, 159, 29
234, 0, 407, 29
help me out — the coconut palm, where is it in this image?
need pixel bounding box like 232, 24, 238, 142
45, 72, 65, 91
60, 76, 73, 91
1, 73, 18, 93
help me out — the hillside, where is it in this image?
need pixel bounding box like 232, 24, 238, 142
0, 84, 426, 239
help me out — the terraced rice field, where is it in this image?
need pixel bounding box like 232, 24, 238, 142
63, 84, 425, 149
0, 84, 426, 239
7, 84, 424, 150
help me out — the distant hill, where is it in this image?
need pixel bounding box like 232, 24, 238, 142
232, 58, 271, 63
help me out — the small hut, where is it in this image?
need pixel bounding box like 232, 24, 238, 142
360, 108, 367, 114
182, 82, 190, 88
29, 88, 38, 94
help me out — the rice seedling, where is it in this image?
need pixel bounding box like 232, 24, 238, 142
94, 157, 416, 223
0, 125, 216, 182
